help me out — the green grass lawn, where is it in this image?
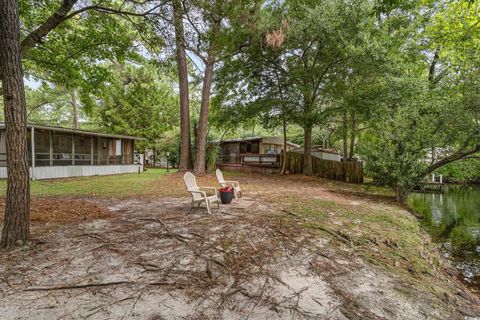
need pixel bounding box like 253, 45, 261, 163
0, 168, 172, 198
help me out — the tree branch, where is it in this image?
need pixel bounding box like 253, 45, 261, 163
421, 143, 480, 177
27, 101, 52, 117
21, 0, 161, 56
21, 0, 79, 55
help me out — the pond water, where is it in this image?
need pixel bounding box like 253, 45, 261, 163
408, 185, 480, 287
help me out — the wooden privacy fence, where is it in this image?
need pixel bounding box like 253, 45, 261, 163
283, 152, 364, 183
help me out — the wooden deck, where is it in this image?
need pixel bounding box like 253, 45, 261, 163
217, 153, 280, 174
412, 182, 445, 193
217, 163, 279, 174
217, 152, 364, 183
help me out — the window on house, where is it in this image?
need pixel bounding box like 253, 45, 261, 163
97, 138, 109, 164
240, 142, 256, 153
52, 133, 73, 165
251, 141, 259, 153
263, 144, 278, 154
74, 135, 92, 165
240, 143, 247, 153
115, 140, 122, 156
34, 129, 50, 166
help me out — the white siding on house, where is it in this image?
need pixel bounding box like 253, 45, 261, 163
0, 164, 143, 180
243, 155, 277, 163
312, 151, 341, 162
290, 148, 341, 162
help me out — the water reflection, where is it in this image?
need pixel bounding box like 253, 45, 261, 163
408, 185, 480, 284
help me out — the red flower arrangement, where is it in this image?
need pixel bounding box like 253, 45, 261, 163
219, 186, 234, 193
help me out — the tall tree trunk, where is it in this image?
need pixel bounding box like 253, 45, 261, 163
192, 117, 198, 149
348, 113, 356, 161
280, 115, 288, 174
193, 54, 215, 174
304, 126, 313, 176
153, 147, 156, 167
71, 90, 78, 129
0, 0, 31, 248
172, 0, 191, 172
194, 17, 221, 175
342, 112, 348, 162
348, 131, 355, 161
0, 0, 78, 98
395, 185, 409, 203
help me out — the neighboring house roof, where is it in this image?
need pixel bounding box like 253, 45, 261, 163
290, 145, 340, 155
219, 136, 263, 143
0, 122, 145, 140
219, 136, 300, 148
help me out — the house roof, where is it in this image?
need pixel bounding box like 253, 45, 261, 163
219, 136, 300, 148
219, 136, 263, 143
0, 122, 145, 140
290, 145, 340, 155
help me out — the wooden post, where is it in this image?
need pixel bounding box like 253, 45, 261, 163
107, 139, 110, 165
132, 140, 135, 165
120, 140, 124, 165
49, 130, 53, 166
72, 134, 75, 165
90, 136, 94, 165
31, 127, 35, 179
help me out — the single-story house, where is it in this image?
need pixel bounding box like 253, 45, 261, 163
289, 146, 341, 162
0, 123, 144, 180
217, 136, 300, 165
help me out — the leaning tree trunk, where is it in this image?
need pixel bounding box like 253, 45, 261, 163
172, 0, 191, 172
303, 126, 313, 176
0, 0, 31, 248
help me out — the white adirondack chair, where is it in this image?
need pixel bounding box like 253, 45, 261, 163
216, 169, 242, 199
183, 172, 220, 214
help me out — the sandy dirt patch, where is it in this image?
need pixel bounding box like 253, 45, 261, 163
1, 191, 479, 319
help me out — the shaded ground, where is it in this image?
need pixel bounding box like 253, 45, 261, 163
1, 171, 479, 319
0, 197, 112, 224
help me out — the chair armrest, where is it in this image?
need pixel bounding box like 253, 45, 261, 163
223, 181, 240, 187
187, 189, 207, 196
199, 187, 218, 195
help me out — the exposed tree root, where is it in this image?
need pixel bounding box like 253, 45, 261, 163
24, 281, 133, 291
